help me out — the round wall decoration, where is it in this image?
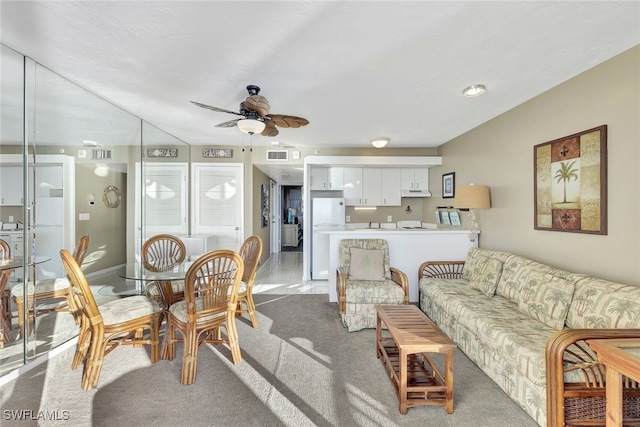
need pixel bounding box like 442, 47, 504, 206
102, 185, 121, 208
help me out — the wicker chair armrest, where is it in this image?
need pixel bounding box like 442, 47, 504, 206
418, 261, 465, 280
546, 328, 640, 427
389, 267, 409, 305
336, 267, 348, 314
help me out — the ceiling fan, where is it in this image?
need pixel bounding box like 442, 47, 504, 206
191, 85, 309, 137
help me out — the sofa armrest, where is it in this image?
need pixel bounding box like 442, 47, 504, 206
546, 328, 640, 427
418, 261, 465, 280
389, 267, 409, 305
336, 267, 348, 314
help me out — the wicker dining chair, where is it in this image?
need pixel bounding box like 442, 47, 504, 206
11, 234, 90, 337
0, 269, 13, 348
0, 239, 13, 347
0, 239, 9, 259
142, 234, 186, 308
236, 235, 263, 328
60, 249, 163, 391
162, 249, 244, 385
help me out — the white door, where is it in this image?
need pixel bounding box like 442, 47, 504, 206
192, 163, 244, 252
140, 163, 188, 237
34, 162, 72, 279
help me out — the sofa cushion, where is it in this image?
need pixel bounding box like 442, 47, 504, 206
345, 279, 405, 304
517, 270, 575, 330
348, 248, 385, 280
468, 279, 496, 297
422, 277, 555, 386
461, 248, 509, 297
567, 277, 640, 329
496, 254, 584, 304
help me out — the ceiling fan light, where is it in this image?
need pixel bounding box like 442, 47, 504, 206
462, 84, 486, 97
237, 119, 266, 135
370, 137, 390, 148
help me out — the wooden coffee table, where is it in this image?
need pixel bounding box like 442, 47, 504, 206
376, 304, 455, 414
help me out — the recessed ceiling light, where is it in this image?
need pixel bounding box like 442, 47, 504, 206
462, 84, 486, 97
370, 137, 390, 148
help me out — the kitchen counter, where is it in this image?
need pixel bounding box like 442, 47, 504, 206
324, 228, 478, 302
317, 227, 473, 234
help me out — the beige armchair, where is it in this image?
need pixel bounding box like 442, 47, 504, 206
336, 239, 408, 332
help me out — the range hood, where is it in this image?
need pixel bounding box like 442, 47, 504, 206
401, 190, 432, 198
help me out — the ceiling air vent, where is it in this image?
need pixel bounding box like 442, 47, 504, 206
92, 149, 112, 160
266, 150, 288, 161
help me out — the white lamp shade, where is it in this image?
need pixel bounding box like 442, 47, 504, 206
454, 185, 491, 209
237, 119, 266, 135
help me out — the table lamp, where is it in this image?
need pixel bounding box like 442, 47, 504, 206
453, 184, 491, 231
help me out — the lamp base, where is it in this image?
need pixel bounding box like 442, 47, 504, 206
467, 208, 479, 231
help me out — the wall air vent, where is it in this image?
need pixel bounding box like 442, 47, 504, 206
266, 150, 288, 161
91, 149, 112, 160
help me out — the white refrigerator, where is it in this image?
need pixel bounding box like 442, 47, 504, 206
311, 198, 345, 280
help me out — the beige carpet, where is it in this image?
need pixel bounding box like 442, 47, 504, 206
0, 295, 538, 427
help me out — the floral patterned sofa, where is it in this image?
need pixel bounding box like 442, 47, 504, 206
418, 247, 640, 427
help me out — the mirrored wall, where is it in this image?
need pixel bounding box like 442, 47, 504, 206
0, 43, 189, 377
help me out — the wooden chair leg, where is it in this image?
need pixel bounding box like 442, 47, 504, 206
82, 339, 101, 391
149, 315, 161, 363
72, 322, 91, 370
90, 339, 111, 390
14, 296, 26, 337
161, 321, 176, 361
246, 294, 259, 328
0, 313, 12, 348
226, 315, 242, 365
180, 328, 199, 385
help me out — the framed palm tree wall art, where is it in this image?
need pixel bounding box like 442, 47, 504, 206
534, 125, 607, 234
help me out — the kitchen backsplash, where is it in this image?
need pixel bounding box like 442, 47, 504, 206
0, 206, 23, 224
345, 199, 423, 224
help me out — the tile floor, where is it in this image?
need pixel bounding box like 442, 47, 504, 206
252, 251, 328, 295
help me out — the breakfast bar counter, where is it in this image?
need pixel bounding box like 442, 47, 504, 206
321, 228, 478, 302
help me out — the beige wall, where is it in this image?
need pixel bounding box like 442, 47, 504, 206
75, 163, 127, 274
425, 45, 640, 286
252, 166, 271, 265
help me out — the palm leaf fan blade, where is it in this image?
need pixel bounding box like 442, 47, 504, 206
244, 95, 270, 117
269, 114, 309, 128
261, 122, 279, 137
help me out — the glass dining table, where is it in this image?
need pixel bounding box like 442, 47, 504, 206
117, 260, 194, 307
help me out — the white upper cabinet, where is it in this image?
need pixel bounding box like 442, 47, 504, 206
343, 167, 363, 205
0, 165, 24, 206
381, 168, 402, 206
362, 168, 382, 206
310, 167, 343, 190
401, 168, 429, 191
328, 167, 343, 190
309, 167, 328, 190
344, 167, 404, 206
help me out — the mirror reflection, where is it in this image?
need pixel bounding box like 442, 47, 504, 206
0, 43, 189, 377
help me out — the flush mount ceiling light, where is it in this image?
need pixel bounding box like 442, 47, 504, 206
236, 119, 266, 135
462, 84, 486, 97
370, 137, 390, 148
